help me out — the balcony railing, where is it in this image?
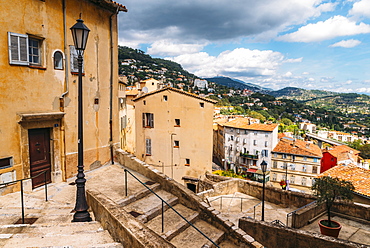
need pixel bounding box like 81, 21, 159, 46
240, 152, 258, 159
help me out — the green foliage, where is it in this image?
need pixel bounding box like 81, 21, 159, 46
358, 144, 370, 159
280, 118, 293, 126
213, 170, 245, 179
248, 111, 266, 122
312, 176, 354, 227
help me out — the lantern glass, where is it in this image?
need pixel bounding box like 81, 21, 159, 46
261, 160, 267, 173
70, 19, 90, 52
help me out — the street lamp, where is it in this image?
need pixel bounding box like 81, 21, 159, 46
260, 160, 267, 221
70, 19, 91, 222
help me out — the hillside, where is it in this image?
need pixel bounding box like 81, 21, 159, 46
204, 76, 270, 92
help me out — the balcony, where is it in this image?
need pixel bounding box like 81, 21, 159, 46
240, 152, 258, 160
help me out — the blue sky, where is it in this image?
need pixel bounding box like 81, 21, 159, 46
118, 0, 370, 93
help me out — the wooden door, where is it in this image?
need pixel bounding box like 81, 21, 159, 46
28, 128, 51, 189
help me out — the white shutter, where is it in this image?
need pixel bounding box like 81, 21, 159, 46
146, 139, 152, 155
8, 32, 29, 65
70, 45, 84, 73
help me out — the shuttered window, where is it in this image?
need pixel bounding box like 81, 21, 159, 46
8, 32, 29, 65
145, 139, 152, 155
70, 45, 84, 73
142, 113, 154, 128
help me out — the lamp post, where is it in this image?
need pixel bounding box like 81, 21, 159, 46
70, 19, 91, 222
260, 160, 267, 221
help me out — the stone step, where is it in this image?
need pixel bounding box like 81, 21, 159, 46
137, 196, 179, 223
117, 182, 161, 207
217, 239, 241, 248
123, 189, 177, 216
146, 203, 199, 239
1, 228, 118, 248
170, 219, 225, 248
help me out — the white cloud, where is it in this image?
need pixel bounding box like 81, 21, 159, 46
349, 0, 370, 18
284, 57, 303, 63
285, 71, 293, 77
167, 48, 284, 78
330, 39, 361, 48
302, 72, 310, 75
147, 40, 207, 56
278, 16, 370, 42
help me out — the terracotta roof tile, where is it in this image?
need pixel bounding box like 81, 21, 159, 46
318, 165, 370, 197
323, 145, 360, 162
272, 137, 322, 157
222, 118, 278, 131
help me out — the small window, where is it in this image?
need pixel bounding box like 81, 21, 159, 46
185, 158, 190, 166
262, 149, 268, 157
290, 164, 295, 170
230, 128, 234, 132
290, 176, 295, 184
0, 157, 13, 169
29, 37, 41, 65
272, 161, 277, 168
254, 131, 257, 135
272, 173, 277, 181
265, 134, 268, 137
301, 177, 307, 186
282, 154, 287, 159
236, 129, 240, 134
143, 100, 146, 105
273, 153, 277, 158
142, 113, 154, 128
174, 140, 179, 148
200, 102, 204, 108
175, 119, 180, 126
302, 165, 307, 172
253, 140, 257, 145
53, 51, 63, 69
303, 156, 307, 161
264, 141, 268, 147
244, 130, 248, 134
145, 139, 152, 155
231, 135, 234, 141
163, 95, 168, 101
313, 158, 318, 163
312, 166, 318, 174
283, 162, 287, 169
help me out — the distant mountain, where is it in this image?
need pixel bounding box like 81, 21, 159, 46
204, 76, 271, 92
268, 87, 336, 100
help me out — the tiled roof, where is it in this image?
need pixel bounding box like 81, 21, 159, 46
221, 118, 278, 131
132, 87, 217, 104
91, 0, 128, 11
318, 165, 370, 197
323, 145, 360, 161
272, 137, 322, 157
125, 89, 139, 96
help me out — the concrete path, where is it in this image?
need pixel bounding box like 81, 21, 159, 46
0, 163, 124, 248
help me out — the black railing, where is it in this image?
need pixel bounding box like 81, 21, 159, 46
239, 153, 258, 159
124, 169, 220, 248
286, 201, 316, 228
0, 170, 49, 224
208, 195, 251, 212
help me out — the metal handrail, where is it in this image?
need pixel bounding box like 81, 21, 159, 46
0, 169, 49, 224
286, 200, 316, 228
124, 169, 220, 248
208, 195, 251, 212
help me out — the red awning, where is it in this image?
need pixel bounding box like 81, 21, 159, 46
247, 168, 257, 173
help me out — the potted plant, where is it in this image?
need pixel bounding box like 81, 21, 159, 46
311, 176, 354, 238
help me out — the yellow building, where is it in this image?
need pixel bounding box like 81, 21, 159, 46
133, 87, 216, 184
0, 0, 127, 194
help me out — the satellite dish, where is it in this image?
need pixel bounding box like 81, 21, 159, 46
142, 87, 149, 93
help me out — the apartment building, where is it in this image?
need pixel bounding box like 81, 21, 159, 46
271, 137, 322, 189
214, 118, 278, 173
133, 87, 216, 184
0, 0, 126, 193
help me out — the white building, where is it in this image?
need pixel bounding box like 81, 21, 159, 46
194, 79, 208, 89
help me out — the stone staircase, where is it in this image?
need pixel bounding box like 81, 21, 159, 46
113, 180, 241, 247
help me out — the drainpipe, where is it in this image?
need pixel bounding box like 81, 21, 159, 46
59, 0, 69, 181
109, 7, 120, 164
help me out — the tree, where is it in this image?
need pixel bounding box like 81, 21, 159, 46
358, 144, 370, 159
280, 118, 293, 126
312, 176, 354, 227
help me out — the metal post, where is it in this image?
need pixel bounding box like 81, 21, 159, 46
20, 181, 24, 224
220, 196, 222, 210
72, 54, 91, 222
262, 172, 266, 221
44, 170, 48, 201
125, 169, 128, 196
162, 200, 164, 233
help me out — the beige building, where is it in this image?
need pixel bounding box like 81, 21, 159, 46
133, 87, 216, 185
0, 0, 126, 194
271, 137, 322, 190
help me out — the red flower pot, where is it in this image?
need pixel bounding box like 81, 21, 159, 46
318, 219, 342, 238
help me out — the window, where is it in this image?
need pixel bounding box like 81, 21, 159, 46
185, 158, 190, 166
273, 153, 277, 158
174, 140, 179, 148
313, 158, 318, 163
302, 165, 307, 172
230, 128, 234, 132
175, 119, 180, 126
119, 98, 126, 110
236, 129, 240, 134
244, 130, 248, 134
262, 149, 268, 157
70, 45, 84, 73
143, 100, 146, 105
283, 162, 287, 169
0, 157, 13, 169
290, 164, 295, 170
282, 154, 287, 159
121, 116, 127, 130
272, 173, 277, 181
253, 140, 257, 145
200, 102, 204, 108
243, 138, 247, 144
8, 32, 43, 66
142, 113, 154, 128
163, 95, 168, 101
301, 177, 307, 186
303, 156, 307, 161
312, 166, 318, 174
145, 139, 152, 155
290, 176, 295, 184
53, 51, 64, 69
265, 134, 268, 137
264, 141, 268, 147
231, 135, 234, 141
254, 131, 257, 135
273, 161, 277, 168
292, 155, 296, 161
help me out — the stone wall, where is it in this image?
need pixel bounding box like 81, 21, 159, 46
239, 217, 365, 248
114, 149, 261, 247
